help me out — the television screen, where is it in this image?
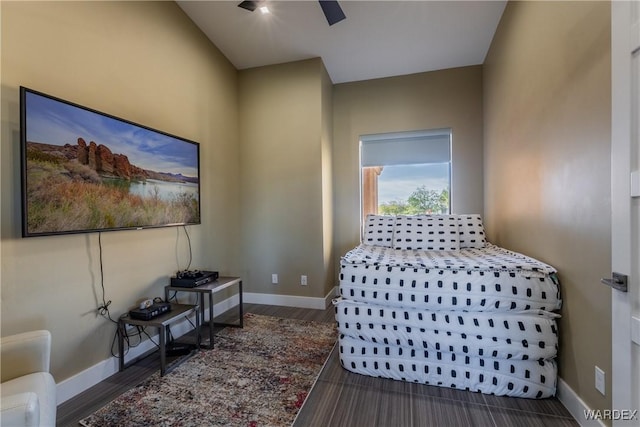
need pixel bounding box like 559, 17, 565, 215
20, 87, 201, 237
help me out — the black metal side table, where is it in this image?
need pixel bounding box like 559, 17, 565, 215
118, 303, 199, 376
165, 276, 243, 349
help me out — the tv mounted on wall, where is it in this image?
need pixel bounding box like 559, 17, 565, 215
20, 87, 201, 237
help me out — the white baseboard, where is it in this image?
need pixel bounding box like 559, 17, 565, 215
56, 314, 195, 404
244, 287, 338, 310
557, 377, 606, 427
56, 289, 337, 404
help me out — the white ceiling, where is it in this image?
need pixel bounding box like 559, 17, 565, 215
177, 0, 507, 84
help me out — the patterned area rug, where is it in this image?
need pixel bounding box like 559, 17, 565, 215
80, 313, 336, 427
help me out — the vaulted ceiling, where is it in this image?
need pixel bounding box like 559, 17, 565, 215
177, 1, 507, 84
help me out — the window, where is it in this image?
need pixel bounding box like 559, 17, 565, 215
360, 129, 451, 222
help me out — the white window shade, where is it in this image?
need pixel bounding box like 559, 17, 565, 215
360, 130, 451, 167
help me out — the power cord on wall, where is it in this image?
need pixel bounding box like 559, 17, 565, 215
166, 225, 195, 304
96, 232, 116, 323
94, 227, 196, 357
182, 225, 193, 271
94, 232, 160, 357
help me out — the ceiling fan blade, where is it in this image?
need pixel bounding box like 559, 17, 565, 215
238, 1, 259, 12
319, 0, 346, 26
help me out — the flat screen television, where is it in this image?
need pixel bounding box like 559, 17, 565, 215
20, 87, 201, 237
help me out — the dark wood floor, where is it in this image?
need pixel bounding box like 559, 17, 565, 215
57, 303, 578, 427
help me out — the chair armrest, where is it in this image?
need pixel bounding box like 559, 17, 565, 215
0, 392, 40, 427
1, 331, 51, 382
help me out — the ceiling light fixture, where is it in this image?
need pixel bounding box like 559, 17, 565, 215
238, 0, 345, 26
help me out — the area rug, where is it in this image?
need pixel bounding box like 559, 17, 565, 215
79, 313, 336, 427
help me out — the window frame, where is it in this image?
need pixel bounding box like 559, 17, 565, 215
359, 128, 452, 224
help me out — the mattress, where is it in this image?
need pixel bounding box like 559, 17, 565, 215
335, 299, 560, 361
336, 241, 562, 398
339, 244, 561, 312
338, 334, 557, 399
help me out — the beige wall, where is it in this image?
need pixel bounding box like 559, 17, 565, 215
483, 0, 612, 413
321, 64, 336, 297
238, 58, 334, 298
1, 1, 614, 413
0, 1, 240, 381
332, 66, 484, 257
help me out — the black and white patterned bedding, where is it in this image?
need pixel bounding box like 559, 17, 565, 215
363, 214, 488, 249
335, 299, 559, 361
336, 230, 562, 399
338, 334, 557, 399
343, 243, 556, 275
340, 265, 560, 312
339, 246, 562, 312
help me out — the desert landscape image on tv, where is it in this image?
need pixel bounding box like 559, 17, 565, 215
21, 89, 200, 236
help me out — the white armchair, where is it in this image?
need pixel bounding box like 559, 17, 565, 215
1, 330, 57, 427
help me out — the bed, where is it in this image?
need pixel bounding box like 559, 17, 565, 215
334, 214, 562, 398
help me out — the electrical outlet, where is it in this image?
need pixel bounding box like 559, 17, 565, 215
271, 274, 278, 284
595, 366, 605, 395
301, 275, 307, 286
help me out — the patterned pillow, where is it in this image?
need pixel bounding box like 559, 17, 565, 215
458, 214, 487, 248
393, 215, 460, 251
362, 214, 395, 247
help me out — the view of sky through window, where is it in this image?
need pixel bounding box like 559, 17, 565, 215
377, 163, 450, 204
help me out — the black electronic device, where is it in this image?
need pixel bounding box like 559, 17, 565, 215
166, 342, 194, 357
128, 302, 171, 320
170, 270, 218, 288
